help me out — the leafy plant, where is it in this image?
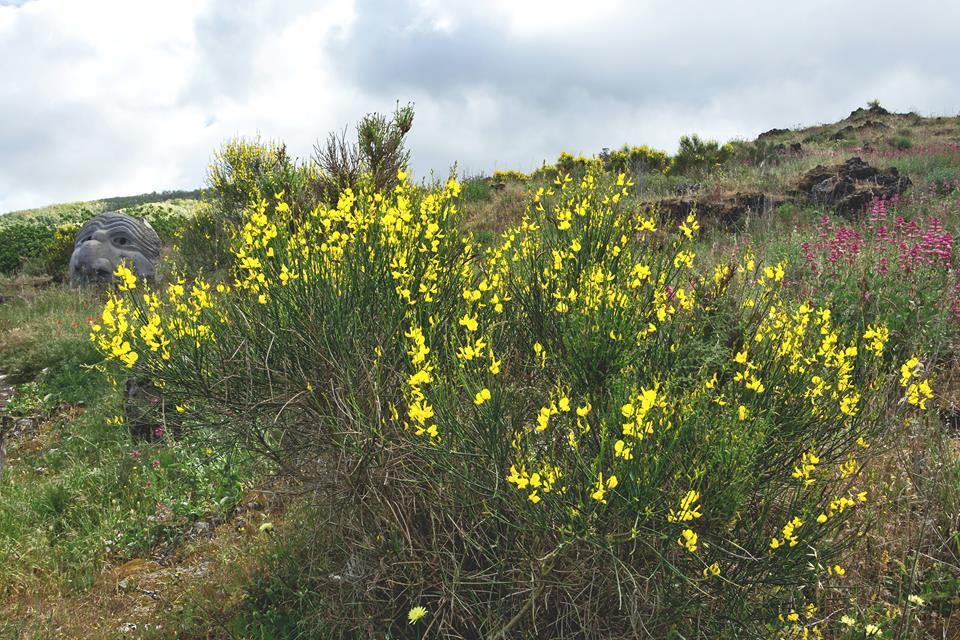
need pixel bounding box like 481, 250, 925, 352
669, 134, 734, 176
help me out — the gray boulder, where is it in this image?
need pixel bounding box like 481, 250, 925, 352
69, 212, 161, 285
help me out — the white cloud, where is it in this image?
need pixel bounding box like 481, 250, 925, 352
0, 0, 958, 212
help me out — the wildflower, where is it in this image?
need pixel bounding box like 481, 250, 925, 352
458, 313, 479, 332
702, 562, 720, 578
114, 262, 136, 291
407, 606, 427, 624
738, 405, 748, 421
668, 490, 702, 522
258, 522, 274, 534
489, 350, 502, 375
792, 449, 819, 486
591, 472, 618, 504
864, 624, 880, 636
474, 388, 491, 406
840, 615, 856, 627
908, 594, 925, 606
678, 529, 698, 552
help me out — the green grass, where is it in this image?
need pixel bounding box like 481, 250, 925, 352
0, 283, 261, 634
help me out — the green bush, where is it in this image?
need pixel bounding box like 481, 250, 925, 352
668, 134, 734, 176
0, 223, 59, 274
893, 136, 914, 150
313, 103, 415, 206
600, 144, 670, 175
91, 167, 933, 638
171, 200, 234, 277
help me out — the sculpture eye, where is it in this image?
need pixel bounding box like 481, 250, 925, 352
115, 237, 129, 246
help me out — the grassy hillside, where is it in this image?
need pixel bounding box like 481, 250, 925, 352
0, 105, 959, 638
0, 189, 203, 226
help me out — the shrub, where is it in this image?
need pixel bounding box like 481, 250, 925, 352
600, 144, 670, 176
207, 137, 312, 226
731, 139, 782, 169
893, 136, 914, 150
669, 134, 734, 176
313, 103, 415, 205
460, 176, 491, 202
491, 169, 529, 184
0, 221, 81, 276
171, 200, 234, 277
91, 169, 933, 638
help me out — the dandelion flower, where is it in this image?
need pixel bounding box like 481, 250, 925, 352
408, 606, 427, 624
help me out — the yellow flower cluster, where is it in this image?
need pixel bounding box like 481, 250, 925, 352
900, 355, 934, 409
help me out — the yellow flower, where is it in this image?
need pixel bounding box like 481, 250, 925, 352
591, 472, 618, 503
407, 606, 427, 624
114, 263, 137, 291
667, 490, 702, 522
702, 562, 720, 578
458, 313, 479, 332
678, 529, 698, 552
738, 405, 748, 421
474, 388, 491, 406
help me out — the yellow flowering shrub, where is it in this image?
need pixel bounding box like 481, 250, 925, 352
91, 165, 934, 638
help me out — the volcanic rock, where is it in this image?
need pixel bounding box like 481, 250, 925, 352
795, 157, 910, 216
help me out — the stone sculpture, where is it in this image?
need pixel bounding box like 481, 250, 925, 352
69, 212, 161, 284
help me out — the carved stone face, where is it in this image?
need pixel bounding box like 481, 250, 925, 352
69, 212, 162, 285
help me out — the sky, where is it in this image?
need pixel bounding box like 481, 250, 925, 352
1, 0, 958, 213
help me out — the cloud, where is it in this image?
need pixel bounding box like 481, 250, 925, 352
0, 0, 957, 212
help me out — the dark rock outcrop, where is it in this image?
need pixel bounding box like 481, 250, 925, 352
848, 104, 891, 119
642, 192, 789, 229
794, 157, 910, 216
758, 127, 790, 140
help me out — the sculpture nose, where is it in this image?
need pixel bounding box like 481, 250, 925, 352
91, 229, 111, 243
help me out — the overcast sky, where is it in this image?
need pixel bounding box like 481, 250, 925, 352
1, 0, 958, 213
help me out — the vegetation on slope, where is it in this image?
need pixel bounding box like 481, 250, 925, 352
0, 103, 958, 638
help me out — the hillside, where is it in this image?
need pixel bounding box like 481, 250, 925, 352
1, 106, 959, 639
0, 189, 203, 226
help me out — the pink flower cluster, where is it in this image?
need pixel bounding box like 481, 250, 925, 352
804, 198, 953, 276
804, 197, 960, 321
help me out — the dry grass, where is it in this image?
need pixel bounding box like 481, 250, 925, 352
462, 181, 529, 238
